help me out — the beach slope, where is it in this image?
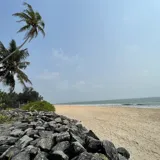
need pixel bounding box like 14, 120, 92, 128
56, 105, 160, 160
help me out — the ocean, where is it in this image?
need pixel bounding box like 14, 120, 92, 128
64, 97, 160, 108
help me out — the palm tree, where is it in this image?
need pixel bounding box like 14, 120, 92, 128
0, 2, 45, 64
0, 40, 32, 92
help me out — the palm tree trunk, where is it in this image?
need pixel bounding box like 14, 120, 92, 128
0, 70, 10, 82
0, 37, 29, 64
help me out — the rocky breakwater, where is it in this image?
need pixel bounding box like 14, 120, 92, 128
0, 109, 130, 160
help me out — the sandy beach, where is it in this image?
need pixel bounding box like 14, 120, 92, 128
55, 105, 160, 160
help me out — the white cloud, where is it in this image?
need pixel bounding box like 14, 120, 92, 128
52, 48, 80, 66
37, 70, 60, 80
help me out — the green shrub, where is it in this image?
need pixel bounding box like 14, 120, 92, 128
22, 101, 55, 112
0, 114, 10, 123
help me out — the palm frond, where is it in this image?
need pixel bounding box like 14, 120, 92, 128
18, 61, 30, 69
23, 2, 34, 14
12, 12, 30, 21
38, 26, 45, 37
40, 20, 45, 29
17, 25, 31, 33
2, 73, 15, 92
16, 68, 32, 85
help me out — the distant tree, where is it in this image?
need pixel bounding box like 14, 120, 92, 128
0, 90, 19, 109
0, 2, 45, 64
0, 40, 31, 92
18, 87, 43, 104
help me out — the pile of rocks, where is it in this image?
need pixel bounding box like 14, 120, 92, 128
0, 109, 130, 160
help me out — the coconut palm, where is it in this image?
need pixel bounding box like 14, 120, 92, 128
0, 40, 31, 92
0, 2, 45, 64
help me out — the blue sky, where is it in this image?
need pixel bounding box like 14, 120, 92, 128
1, 0, 160, 103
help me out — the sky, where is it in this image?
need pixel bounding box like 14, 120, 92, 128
1, 0, 160, 103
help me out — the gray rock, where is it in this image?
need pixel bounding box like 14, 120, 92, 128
70, 132, 85, 145
0, 136, 18, 145
38, 130, 53, 137
55, 117, 62, 123
0, 145, 10, 154
25, 128, 38, 137
16, 135, 33, 148
15, 123, 28, 130
77, 152, 93, 160
102, 140, 119, 160
37, 135, 54, 150
63, 120, 69, 125
71, 141, 86, 154
92, 153, 109, 160
55, 125, 68, 133
86, 136, 102, 152
35, 126, 45, 130
117, 147, 130, 159
26, 145, 39, 155
0, 146, 20, 159
51, 150, 69, 160
56, 132, 70, 142
86, 130, 99, 140
10, 129, 24, 137
48, 121, 56, 126
52, 141, 70, 152
118, 154, 128, 160
34, 151, 49, 160
30, 139, 39, 146
11, 151, 30, 160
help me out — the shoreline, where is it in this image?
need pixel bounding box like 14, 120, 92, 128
55, 105, 160, 160
55, 104, 160, 109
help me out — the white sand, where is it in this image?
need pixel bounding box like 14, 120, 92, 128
55, 105, 160, 160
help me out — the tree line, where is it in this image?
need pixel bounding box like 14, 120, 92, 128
0, 87, 43, 109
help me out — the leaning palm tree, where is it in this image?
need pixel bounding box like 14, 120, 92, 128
0, 40, 32, 92
0, 2, 45, 64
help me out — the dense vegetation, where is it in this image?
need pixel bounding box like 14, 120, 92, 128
0, 87, 43, 109
22, 101, 55, 112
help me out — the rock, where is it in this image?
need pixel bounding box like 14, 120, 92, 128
34, 151, 49, 160
56, 132, 70, 142
0, 136, 18, 145
52, 141, 70, 152
102, 140, 118, 160
10, 129, 24, 137
16, 135, 33, 148
86, 130, 99, 140
0, 146, 20, 159
55, 117, 62, 123
0, 145, 10, 154
77, 152, 93, 160
86, 136, 102, 152
11, 151, 30, 160
38, 130, 53, 137
92, 153, 109, 160
35, 126, 45, 130
70, 132, 85, 145
37, 135, 54, 150
26, 145, 39, 155
118, 154, 128, 160
51, 150, 69, 160
25, 128, 38, 137
48, 121, 56, 126
15, 123, 28, 130
55, 125, 68, 133
63, 120, 69, 125
71, 141, 86, 154
117, 147, 130, 159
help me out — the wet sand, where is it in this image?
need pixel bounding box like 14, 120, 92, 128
55, 105, 160, 160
